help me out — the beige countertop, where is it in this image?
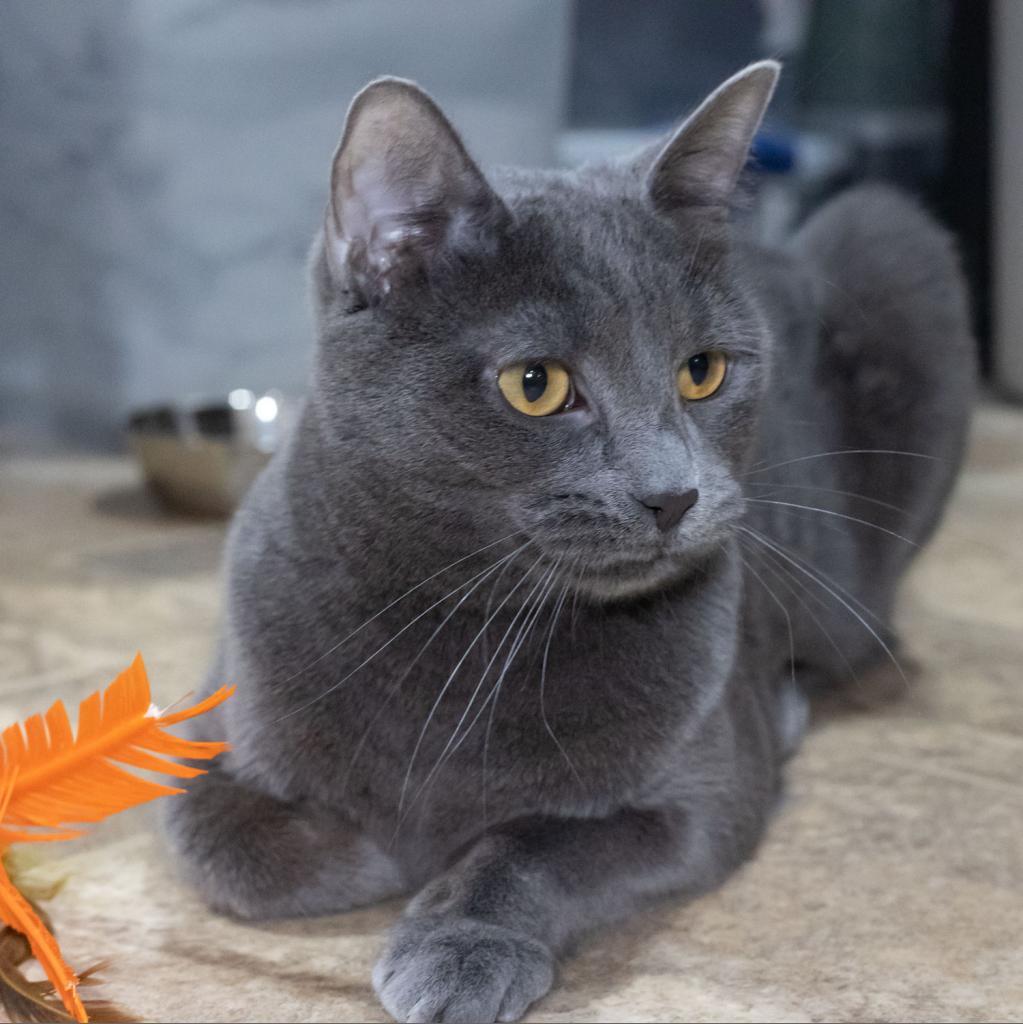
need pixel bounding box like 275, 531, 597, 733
1, 405, 1021, 1023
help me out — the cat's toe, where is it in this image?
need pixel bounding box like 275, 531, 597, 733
373, 915, 554, 1023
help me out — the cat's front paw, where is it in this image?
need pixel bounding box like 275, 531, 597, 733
373, 915, 554, 1023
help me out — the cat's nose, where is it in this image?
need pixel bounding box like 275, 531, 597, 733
639, 489, 699, 533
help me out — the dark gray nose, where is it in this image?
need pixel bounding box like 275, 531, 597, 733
640, 489, 699, 532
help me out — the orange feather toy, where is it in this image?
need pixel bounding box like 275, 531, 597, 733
0, 654, 233, 1022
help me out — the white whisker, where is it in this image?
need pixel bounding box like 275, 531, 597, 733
479, 547, 519, 664
276, 540, 530, 722
400, 561, 561, 832
737, 549, 796, 693
745, 498, 917, 547
744, 480, 910, 517
394, 554, 546, 824
742, 525, 886, 629
570, 557, 587, 640
339, 546, 524, 791
750, 499, 855, 542
739, 536, 858, 683
481, 561, 563, 824
539, 576, 582, 786
276, 529, 525, 690
744, 448, 940, 478
740, 526, 906, 685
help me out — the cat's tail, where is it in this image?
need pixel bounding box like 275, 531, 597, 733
787, 183, 976, 548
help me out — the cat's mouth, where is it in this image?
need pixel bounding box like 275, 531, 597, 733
540, 524, 735, 601
525, 501, 742, 601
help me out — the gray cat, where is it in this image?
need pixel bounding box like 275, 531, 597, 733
164, 61, 974, 1023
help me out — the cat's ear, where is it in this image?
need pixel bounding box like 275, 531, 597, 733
643, 60, 779, 221
325, 77, 508, 305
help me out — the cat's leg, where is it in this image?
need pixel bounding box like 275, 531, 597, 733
792, 608, 904, 696
374, 806, 761, 1023
163, 765, 405, 920
774, 671, 810, 757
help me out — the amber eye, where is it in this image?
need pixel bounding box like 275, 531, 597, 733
678, 351, 727, 400
497, 361, 573, 417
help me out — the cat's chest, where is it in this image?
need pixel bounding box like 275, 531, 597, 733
241, 551, 739, 849
304, 605, 722, 828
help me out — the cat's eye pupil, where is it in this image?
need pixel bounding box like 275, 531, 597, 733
522, 364, 548, 403
688, 353, 709, 386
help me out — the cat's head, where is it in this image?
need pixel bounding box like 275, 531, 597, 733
310, 62, 778, 600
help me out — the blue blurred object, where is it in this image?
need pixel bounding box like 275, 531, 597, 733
750, 131, 796, 174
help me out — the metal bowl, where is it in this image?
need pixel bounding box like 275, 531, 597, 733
126, 390, 292, 517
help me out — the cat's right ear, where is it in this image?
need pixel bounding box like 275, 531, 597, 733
640, 60, 780, 223
324, 78, 508, 306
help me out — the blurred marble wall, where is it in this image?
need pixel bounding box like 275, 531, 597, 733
0, 0, 571, 449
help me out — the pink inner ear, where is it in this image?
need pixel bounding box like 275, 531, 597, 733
329, 157, 434, 297
324, 79, 507, 300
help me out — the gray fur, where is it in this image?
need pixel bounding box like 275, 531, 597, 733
163, 61, 974, 1023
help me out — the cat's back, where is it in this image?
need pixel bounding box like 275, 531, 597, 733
785, 184, 975, 499
788, 184, 971, 348
740, 185, 975, 692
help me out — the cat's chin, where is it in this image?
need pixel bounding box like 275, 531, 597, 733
570, 557, 693, 603
561, 534, 734, 603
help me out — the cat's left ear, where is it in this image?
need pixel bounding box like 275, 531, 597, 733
325, 77, 509, 305
643, 60, 780, 221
